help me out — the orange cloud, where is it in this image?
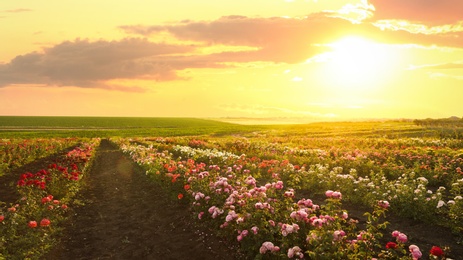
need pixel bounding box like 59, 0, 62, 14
121, 15, 373, 63
0, 38, 196, 90
3, 13, 463, 91
369, 0, 463, 26
122, 15, 463, 57
3, 8, 33, 13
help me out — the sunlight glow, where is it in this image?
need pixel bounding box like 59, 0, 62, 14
322, 36, 396, 91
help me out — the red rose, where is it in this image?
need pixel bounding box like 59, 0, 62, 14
177, 193, 184, 199
40, 218, 51, 227
430, 246, 444, 257
41, 197, 51, 204
28, 221, 37, 228
0, 215, 4, 222
386, 242, 398, 249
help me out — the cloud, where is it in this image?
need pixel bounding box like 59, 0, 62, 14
429, 72, 463, 81
4, 13, 463, 91
0, 38, 199, 90
120, 15, 379, 63
3, 8, 32, 13
121, 15, 463, 60
369, 0, 463, 26
408, 62, 463, 70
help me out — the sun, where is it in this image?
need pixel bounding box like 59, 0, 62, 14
319, 36, 396, 91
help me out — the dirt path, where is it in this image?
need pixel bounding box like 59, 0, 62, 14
47, 140, 240, 260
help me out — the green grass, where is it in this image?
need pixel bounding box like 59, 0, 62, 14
0, 116, 272, 138
0, 116, 444, 139
0, 116, 236, 129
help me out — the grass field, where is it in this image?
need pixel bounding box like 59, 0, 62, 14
0, 116, 271, 138
1, 116, 460, 139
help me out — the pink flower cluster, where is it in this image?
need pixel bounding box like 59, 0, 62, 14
281, 223, 300, 236
333, 230, 346, 241
259, 241, 280, 254
392, 230, 408, 243
211, 177, 232, 194
236, 229, 249, 241
287, 246, 304, 259
208, 206, 224, 219
309, 214, 334, 228
254, 202, 272, 210
325, 190, 342, 199
245, 176, 256, 186
225, 210, 238, 222
378, 200, 390, 209
409, 244, 422, 259
290, 209, 309, 222
284, 189, 295, 198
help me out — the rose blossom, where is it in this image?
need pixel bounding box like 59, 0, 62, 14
386, 242, 397, 249
378, 200, 390, 209
429, 246, 444, 257
325, 190, 334, 198
437, 200, 445, 208
273, 181, 283, 189
251, 226, 259, 235
332, 191, 342, 199
40, 218, 51, 227
333, 230, 346, 241
259, 241, 280, 254
28, 220, 37, 228
341, 211, 348, 219
397, 233, 408, 243
287, 246, 303, 259
409, 245, 422, 260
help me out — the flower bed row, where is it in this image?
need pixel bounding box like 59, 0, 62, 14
114, 138, 451, 259
0, 139, 100, 259
0, 138, 80, 177
123, 137, 463, 236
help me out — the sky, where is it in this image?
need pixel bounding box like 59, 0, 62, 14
1, 0, 462, 122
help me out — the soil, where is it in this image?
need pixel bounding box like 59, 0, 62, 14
2, 139, 462, 259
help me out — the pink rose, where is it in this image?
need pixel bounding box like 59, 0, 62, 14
325, 190, 334, 198
409, 245, 422, 259
397, 233, 408, 243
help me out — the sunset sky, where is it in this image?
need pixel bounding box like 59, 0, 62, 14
1, 0, 462, 122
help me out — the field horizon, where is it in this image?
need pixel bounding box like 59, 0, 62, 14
0, 114, 438, 127
1, 115, 460, 139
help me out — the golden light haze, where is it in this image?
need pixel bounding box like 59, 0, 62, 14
1, 0, 462, 121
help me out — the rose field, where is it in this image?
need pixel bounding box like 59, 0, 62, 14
1, 118, 463, 259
